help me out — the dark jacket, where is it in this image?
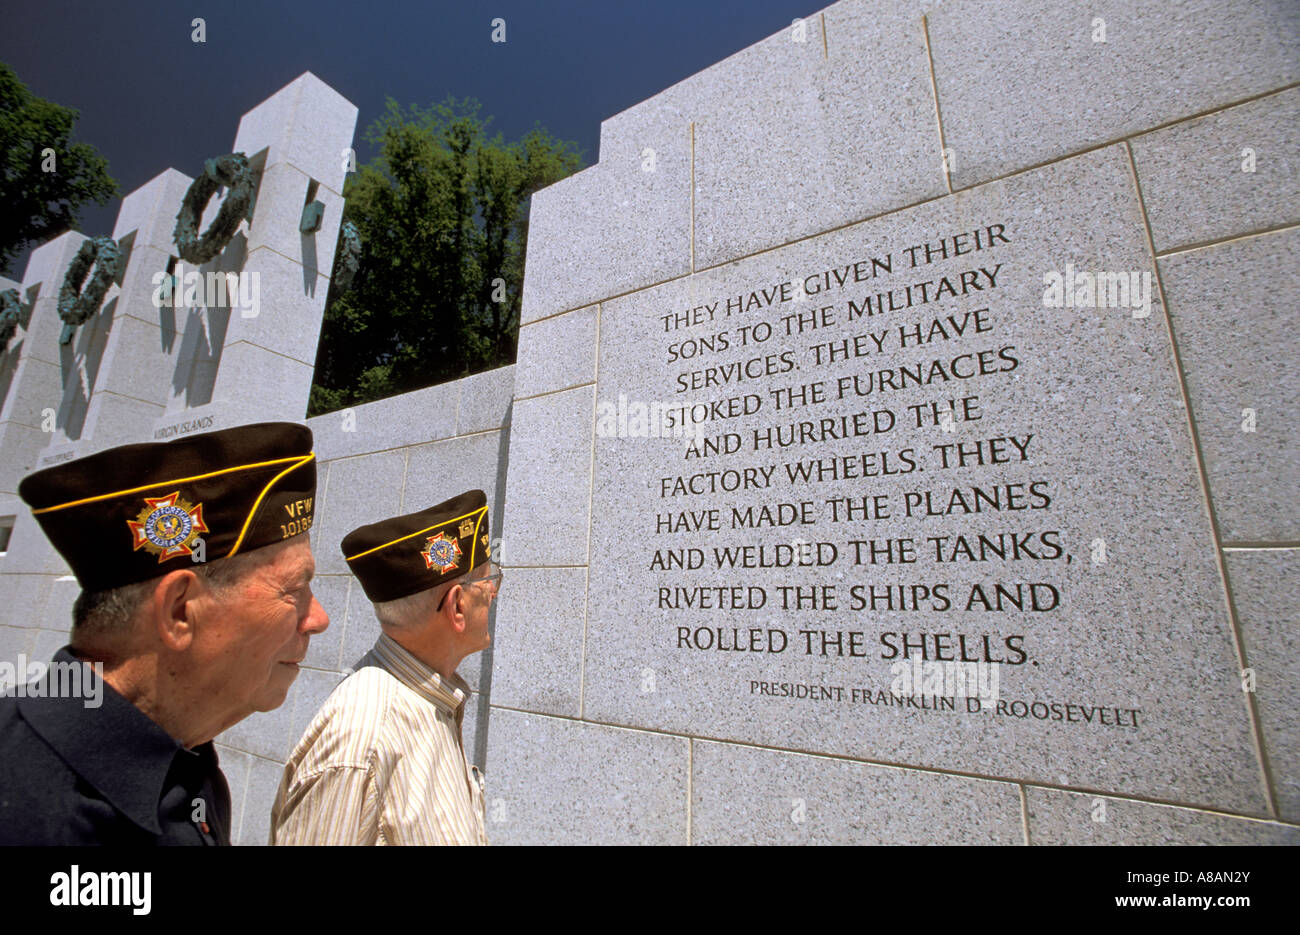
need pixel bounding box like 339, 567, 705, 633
0, 647, 231, 845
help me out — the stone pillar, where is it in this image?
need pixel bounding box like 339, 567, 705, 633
73, 169, 195, 449
0, 236, 90, 633
165, 72, 357, 430
0, 233, 93, 484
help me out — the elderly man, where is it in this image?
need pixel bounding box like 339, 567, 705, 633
0, 422, 328, 845
271, 489, 498, 845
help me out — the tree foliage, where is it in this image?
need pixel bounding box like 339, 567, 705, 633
309, 98, 582, 415
0, 62, 118, 277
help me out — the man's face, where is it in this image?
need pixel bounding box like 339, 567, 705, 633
458, 563, 499, 656
192, 536, 329, 719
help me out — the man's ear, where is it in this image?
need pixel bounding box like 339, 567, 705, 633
445, 584, 468, 635
150, 569, 204, 651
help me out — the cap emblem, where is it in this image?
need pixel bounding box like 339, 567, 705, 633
127, 492, 209, 562
422, 531, 462, 573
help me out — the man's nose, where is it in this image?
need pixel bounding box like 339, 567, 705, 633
301, 594, 330, 634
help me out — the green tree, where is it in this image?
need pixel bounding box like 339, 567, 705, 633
0, 62, 118, 276
310, 98, 582, 414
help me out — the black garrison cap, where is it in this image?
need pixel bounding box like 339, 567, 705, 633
18, 422, 316, 592
341, 490, 491, 603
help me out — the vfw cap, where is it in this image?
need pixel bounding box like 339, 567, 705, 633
342, 490, 491, 603
19, 422, 316, 592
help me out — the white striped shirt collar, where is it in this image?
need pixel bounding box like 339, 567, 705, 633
369, 633, 470, 715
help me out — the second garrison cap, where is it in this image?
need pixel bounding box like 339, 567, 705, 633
342, 490, 491, 603
18, 422, 316, 592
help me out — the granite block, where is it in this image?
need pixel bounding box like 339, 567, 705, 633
232, 72, 358, 194
1132, 88, 1300, 252
5, 574, 80, 635
339, 577, 376, 671
33, 441, 88, 471
137, 253, 249, 350
457, 640, 489, 695
82, 392, 165, 450
218, 667, 333, 763
462, 688, 487, 772
400, 431, 504, 516
44, 576, 78, 631
314, 450, 407, 575
483, 709, 688, 844
1025, 787, 1300, 844
1159, 228, 1299, 542
97, 301, 168, 385
0, 512, 69, 575
241, 754, 286, 846
583, 145, 1265, 813
30, 627, 68, 661
161, 304, 229, 411
692, 740, 1023, 844
108, 243, 174, 328
213, 744, 254, 846
520, 142, 690, 324
514, 305, 598, 399
0, 356, 61, 438
307, 380, 460, 462
222, 247, 331, 367
1225, 548, 1300, 821
148, 403, 234, 443
0, 625, 38, 670
927, 0, 1300, 189
455, 365, 515, 435
12, 301, 64, 370
1, 332, 23, 402
84, 311, 172, 411
486, 567, 586, 717
16, 235, 89, 360
209, 341, 315, 421
0, 421, 49, 497
692, 0, 946, 268
0, 575, 51, 629
244, 162, 345, 278
110, 169, 193, 250
47, 290, 117, 442
499, 385, 594, 566
302, 573, 348, 671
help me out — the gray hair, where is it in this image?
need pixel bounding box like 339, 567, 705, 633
372, 586, 445, 630
71, 549, 264, 647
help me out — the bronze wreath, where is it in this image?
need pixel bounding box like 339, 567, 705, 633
332, 220, 362, 293
0, 289, 21, 349
57, 236, 123, 343
173, 152, 256, 264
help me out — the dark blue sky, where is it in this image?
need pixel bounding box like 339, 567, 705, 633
2, 0, 820, 275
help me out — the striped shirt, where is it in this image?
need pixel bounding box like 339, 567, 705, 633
269, 633, 488, 845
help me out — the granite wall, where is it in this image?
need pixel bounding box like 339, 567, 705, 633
1, 2, 1296, 847
485, 0, 1300, 844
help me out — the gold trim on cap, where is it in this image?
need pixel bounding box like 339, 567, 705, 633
227, 453, 316, 557
30, 455, 312, 515
469, 509, 485, 568
345, 505, 488, 562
